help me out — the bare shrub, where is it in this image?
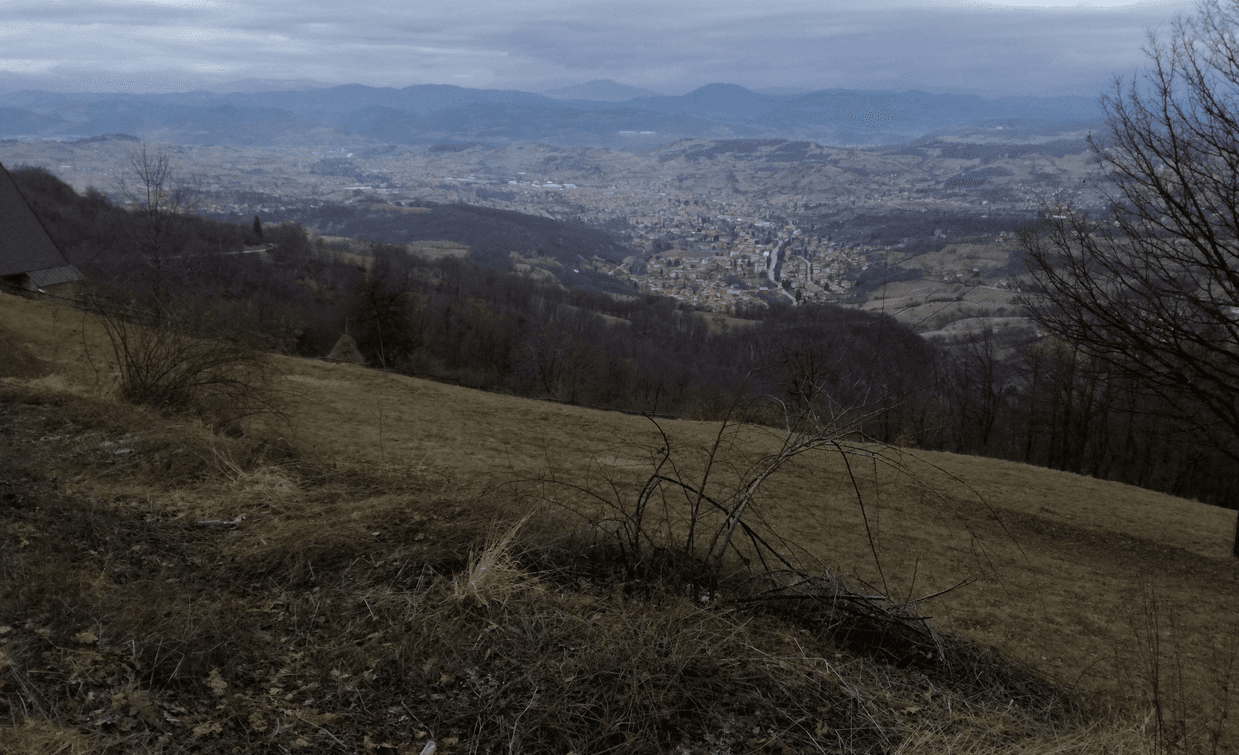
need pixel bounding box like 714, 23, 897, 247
531, 376, 889, 594
87, 292, 286, 434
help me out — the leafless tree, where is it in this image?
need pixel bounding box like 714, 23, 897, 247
118, 140, 195, 309
1020, 0, 1239, 554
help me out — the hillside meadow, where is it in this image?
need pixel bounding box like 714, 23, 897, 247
2, 290, 1237, 754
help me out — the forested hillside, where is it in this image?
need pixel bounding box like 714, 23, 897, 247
226, 199, 638, 291
11, 164, 1239, 513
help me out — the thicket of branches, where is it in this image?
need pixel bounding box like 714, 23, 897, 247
1017, 0, 1239, 539
928, 327, 1239, 511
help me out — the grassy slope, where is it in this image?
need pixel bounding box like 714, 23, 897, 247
272, 299, 1237, 693
285, 348, 1239, 709
3, 291, 1235, 752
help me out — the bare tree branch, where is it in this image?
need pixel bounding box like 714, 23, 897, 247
1020, 0, 1239, 554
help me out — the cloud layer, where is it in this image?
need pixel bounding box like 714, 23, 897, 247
1, 0, 1197, 96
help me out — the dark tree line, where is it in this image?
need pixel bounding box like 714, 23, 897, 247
239, 198, 637, 288
338, 245, 935, 426
926, 327, 1239, 512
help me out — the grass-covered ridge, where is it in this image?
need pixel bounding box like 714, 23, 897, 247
1, 291, 1236, 754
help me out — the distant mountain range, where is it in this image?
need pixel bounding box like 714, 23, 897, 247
0, 81, 1103, 148
540, 79, 662, 101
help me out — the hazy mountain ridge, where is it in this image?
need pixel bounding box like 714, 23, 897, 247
0, 82, 1104, 148
540, 79, 663, 101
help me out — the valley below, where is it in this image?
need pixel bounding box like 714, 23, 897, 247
2, 120, 1102, 333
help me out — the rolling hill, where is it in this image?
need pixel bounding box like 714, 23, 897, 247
2, 290, 1236, 753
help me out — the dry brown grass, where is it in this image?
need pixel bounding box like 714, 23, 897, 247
0, 390, 1066, 753
891, 721, 1159, 754
451, 512, 540, 607
3, 292, 1233, 753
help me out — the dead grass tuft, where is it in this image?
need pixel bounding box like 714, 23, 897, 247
451, 512, 541, 607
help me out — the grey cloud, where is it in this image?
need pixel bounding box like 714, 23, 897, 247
0, 0, 1199, 96
6, 1, 213, 29
464, 2, 1189, 94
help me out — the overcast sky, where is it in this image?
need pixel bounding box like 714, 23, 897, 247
0, 0, 1197, 98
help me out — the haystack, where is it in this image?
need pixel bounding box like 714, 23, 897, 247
327, 333, 366, 364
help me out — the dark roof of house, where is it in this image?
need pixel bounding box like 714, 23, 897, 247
0, 161, 82, 285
